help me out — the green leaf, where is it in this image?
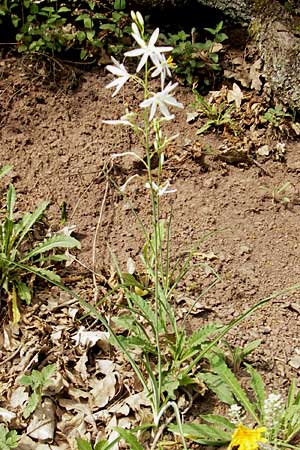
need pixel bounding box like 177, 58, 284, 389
200, 372, 235, 405
196, 121, 214, 134
100, 24, 116, 32
114, 428, 143, 450
23, 391, 40, 419
77, 31, 86, 42
19, 375, 33, 386
30, 267, 61, 283
7, 184, 16, 220
41, 364, 56, 383
168, 422, 231, 445
0, 425, 19, 449
84, 17, 92, 29
86, 30, 95, 41
22, 234, 80, 260
242, 339, 262, 357
15, 280, 32, 305
201, 414, 235, 430
0, 165, 12, 180
14, 201, 49, 248
185, 324, 223, 356
58, 6, 70, 13
245, 363, 265, 415
95, 438, 120, 450
114, 0, 126, 10
211, 356, 261, 424
76, 437, 93, 450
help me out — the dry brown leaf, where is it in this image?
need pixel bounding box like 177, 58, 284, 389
227, 83, 243, 109
75, 353, 89, 381
27, 398, 56, 441
89, 373, 117, 408
10, 386, 28, 409
0, 407, 16, 422
72, 327, 110, 350
249, 59, 262, 91
96, 359, 115, 375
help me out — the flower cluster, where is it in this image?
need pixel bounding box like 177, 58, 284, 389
228, 403, 245, 425
264, 393, 284, 427
104, 11, 183, 122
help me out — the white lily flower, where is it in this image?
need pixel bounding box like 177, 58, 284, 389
125, 27, 173, 73
140, 81, 184, 121
105, 56, 130, 97
151, 54, 173, 88
145, 179, 177, 196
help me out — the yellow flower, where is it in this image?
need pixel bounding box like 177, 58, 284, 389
228, 424, 267, 450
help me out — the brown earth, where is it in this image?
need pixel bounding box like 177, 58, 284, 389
0, 54, 300, 448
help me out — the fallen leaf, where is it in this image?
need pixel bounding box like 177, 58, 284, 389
72, 327, 110, 349
227, 83, 243, 109
10, 386, 28, 409
249, 59, 262, 91
0, 407, 16, 422
186, 111, 199, 123
89, 373, 117, 408
27, 398, 56, 441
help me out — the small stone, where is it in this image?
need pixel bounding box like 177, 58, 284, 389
257, 145, 270, 156
239, 245, 251, 255
289, 355, 300, 369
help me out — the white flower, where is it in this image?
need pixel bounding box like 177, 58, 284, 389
105, 56, 130, 97
151, 54, 173, 88
125, 26, 173, 72
264, 393, 284, 427
140, 81, 184, 121
228, 404, 245, 425
145, 179, 176, 196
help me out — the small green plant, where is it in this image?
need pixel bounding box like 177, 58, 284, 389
272, 181, 291, 205
171, 354, 300, 449
19, 364, 56, 419
76, 430, 137, 450
223, 338, 262, 373
162, 21, 227, 86
0, 166, 80, 322
262, 105, 295, 128
192, 91, 238, 135
1, 0, 130, 60
0, 425, 20, 450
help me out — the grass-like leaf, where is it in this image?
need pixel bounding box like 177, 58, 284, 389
114, 428, 144, 450
6, 184, 16, 220
0, 165, 13, 180
245, 363, 265, 417
14, 201, 48, 248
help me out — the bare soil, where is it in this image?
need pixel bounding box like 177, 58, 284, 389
0, 55, 300, 448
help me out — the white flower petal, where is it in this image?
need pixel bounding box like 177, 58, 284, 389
136, 53, 148, 72
148, 28, 159, 47
125, 48, 144, 57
